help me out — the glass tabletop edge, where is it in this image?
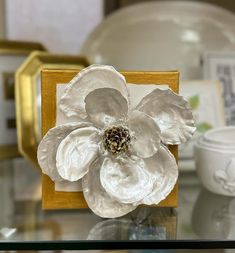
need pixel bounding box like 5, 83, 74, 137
1, 240, 235, 251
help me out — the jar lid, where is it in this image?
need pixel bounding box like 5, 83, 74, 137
197, 126, 235, 151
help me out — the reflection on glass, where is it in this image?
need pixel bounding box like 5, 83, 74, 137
87, 207, 177, 240
192, 188, 235, 239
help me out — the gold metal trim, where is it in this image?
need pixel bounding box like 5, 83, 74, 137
0, 40, 46, 55
15, 51, 89, 168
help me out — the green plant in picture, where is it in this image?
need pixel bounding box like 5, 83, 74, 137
196, 122, 213, 133
188, 94, 213, 133
188, 94, 199, 110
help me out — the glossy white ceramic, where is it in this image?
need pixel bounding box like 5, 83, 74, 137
195, 127, 235, 196
81, 1, 235, 80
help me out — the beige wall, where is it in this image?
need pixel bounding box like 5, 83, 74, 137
4, 0, 104, 54
0, 0, 5, 38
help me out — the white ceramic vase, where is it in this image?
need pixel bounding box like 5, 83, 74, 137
81, 1, 235, 80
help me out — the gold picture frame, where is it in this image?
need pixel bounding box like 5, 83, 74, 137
15, 51, 89, 168
0, 40, 45, 160
41, 68, 179, 210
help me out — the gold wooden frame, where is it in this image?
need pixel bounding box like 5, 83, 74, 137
0, 40, 46, 55
0, 40, 45, 159
41, 68, 179, 210
15, 51, 89, 168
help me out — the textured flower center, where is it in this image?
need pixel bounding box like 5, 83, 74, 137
103, 126, 131, 155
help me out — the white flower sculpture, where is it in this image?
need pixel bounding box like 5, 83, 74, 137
37, 65, 195, 218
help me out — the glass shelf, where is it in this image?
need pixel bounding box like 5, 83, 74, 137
0, 158, 235, 251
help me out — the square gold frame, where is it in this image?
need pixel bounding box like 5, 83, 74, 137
0, 40, 45, 159
15, 51, 89, 168
41, 68, 179, 210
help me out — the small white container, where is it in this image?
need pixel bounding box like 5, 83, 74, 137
194, 127, 235, 196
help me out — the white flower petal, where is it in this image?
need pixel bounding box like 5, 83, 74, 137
128, 110, 161, 158
82, 158, 136, 218
141, 144, 178, 205
85, 88, 128, 128
56, 126, 99, 182
59, 65, 129, 119
136, 88, 196, 145
37, 122, 92, 181
100, 155, 153, 204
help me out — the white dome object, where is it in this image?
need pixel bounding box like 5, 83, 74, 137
81, 1, 235, 80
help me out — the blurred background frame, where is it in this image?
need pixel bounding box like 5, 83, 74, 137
0, 40, 45, 160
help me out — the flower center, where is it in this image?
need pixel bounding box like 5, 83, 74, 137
103, 126, 131, 155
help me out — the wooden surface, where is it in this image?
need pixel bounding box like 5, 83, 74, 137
41, 69, 179, 209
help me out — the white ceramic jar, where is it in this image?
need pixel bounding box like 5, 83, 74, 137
195, 127, 235, 196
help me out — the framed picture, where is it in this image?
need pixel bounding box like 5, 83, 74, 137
15, 51, 89, 168
179, 80, 226, 169
203, 51, 235, 125
0, 40, 45, 159
41, 68, 179, 210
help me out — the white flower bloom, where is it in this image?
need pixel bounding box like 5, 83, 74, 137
37, 65, 196, 218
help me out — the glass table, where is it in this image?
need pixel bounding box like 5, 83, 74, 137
0, 158, 235, 251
